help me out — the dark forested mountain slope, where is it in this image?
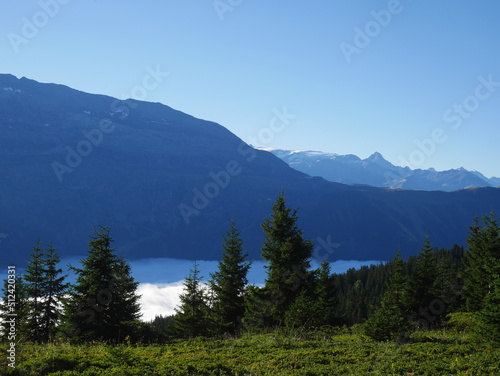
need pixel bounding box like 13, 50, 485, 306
1, 74, 500, 265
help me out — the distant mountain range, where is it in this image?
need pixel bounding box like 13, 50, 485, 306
261, 149, 500, 191
2, 74, 500, 265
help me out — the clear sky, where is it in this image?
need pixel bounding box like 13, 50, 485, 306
2, 0, 500, 177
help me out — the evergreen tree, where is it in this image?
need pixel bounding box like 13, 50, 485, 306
434, 245, 465, 312
148, 314, 175, 342
474, 215, 500, 344
23, 239, 46, 342
311, 261, 337, 327
209, 220, 251, 335
61, 226, 141, 342
334, 264, 386, 326
283, 289, 316, 328
364, 251, 410, 341
408, 236, 438, 327
5, 241, 67, 342
463, 214, 500, 311
242, 285, 274, 331
0, 275, 29, 340
174, 262, 210, 338
476, 262, 500, 345
260, 193, 313, 325
40, 243, 68, 342
343, 279, 367, 325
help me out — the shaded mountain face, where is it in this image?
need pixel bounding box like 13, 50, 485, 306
263, 149, 498, 191
2, 74, 500, 265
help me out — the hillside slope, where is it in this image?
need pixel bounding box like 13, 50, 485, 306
1, 74, 500, 264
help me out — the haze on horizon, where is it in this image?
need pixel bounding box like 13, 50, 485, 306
1, 0, 500, 176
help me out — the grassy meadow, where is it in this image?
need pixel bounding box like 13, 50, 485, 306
1, 327, 499, 376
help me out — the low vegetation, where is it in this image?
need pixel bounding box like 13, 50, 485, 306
1, 326, 499, 375
1, 194, 499, 374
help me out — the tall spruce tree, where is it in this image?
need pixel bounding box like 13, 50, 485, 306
471, 214, 500, 343
434, 245, 465, 312
364, 251, 410, 341
408, 236, 438, 326
463, 214, 500, 312
61, 226, 141, 342
209, 220, 251, 335
312, 260, 337, 326
242, 285, 274, 330
476, 256, 500, 345
260, 193, 313, 325
174, 262, 210, 338
23, 239, 46, 342
40, 243, 68, 342
9, 241, 67, 342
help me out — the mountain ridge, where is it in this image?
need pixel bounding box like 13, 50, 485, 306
2, 74, 500, 265
261, 148, 498, 191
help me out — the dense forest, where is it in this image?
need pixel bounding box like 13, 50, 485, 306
1, 194, 498, 344
1, 194, 499, 374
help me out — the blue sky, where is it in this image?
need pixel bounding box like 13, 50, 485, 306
2, 0, 500, 177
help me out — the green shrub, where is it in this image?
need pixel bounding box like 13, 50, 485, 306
446, 312, 476, 332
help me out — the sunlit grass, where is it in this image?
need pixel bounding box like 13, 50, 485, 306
1, 329, 499, 375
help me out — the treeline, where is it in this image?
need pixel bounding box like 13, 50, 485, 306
337, 215, 498, 343
333, 244, 466, 326
1, 194, 499, 345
